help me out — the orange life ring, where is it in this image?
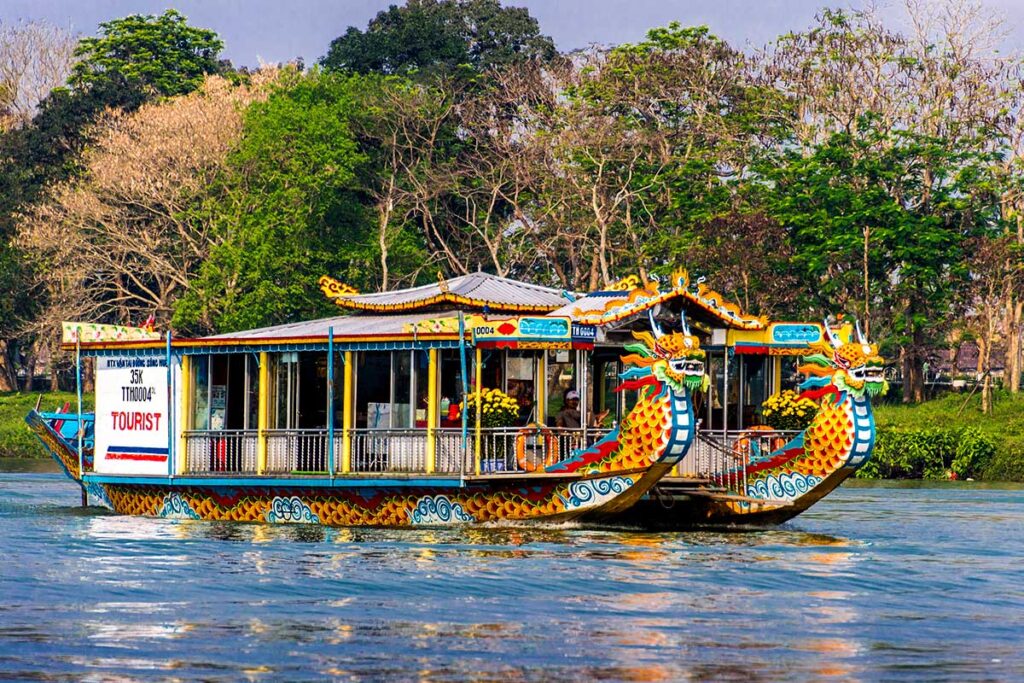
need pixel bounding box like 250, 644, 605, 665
516, 424, 560, 472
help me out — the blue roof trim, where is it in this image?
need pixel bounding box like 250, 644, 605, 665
82, 340, 463, 357
83, 474, 465, 488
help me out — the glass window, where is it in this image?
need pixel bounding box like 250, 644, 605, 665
356, 352, 391, 429
439, 349, 465, 426
192, 355, 209, 430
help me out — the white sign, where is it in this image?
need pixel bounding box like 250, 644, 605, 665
95, 355, 170, 475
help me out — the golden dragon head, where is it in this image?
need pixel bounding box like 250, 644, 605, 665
623, 310, 708, 394
801, 319, 887, 398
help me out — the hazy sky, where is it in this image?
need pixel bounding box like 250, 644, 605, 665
2, 0, 1024, 67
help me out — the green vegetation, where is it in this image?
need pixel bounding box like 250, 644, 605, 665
0, 392, 91, 458
866, 393, 1024, 481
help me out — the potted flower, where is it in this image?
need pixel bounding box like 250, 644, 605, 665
760, 390, 818, 432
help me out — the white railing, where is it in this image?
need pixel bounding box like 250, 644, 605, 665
680, 429, 800, 494
476, 426, 613, 474
178, 426, 619, 477
183, 430, 258, 474
265, 429, 330, 474
350, 428, 427, 473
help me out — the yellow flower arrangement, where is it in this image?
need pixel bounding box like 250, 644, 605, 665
460, 387, 520, 428
760, 390, 818, 431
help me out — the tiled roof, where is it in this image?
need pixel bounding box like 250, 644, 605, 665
322, 272, 570, 313
202, 311, 460, 341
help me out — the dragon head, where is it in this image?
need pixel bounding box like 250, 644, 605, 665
802, 319, 887, 398
622, 310, 708, 394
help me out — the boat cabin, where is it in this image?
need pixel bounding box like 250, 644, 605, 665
64, 271, 832, 482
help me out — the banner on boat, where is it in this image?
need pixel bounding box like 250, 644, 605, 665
94, 355, 170, 475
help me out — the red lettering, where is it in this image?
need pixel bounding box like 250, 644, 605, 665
109, 411, 164, 431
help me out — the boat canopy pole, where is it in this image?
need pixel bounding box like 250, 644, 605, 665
327, 327, 335, 476
76, 327, 84, 505
166, 331, 173, 479
458, 312, 469, 482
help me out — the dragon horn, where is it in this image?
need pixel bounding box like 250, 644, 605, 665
823, 318, 843, 348
648, 309, 665, 339
855, 319, 867, 344
680, 309, 692, 337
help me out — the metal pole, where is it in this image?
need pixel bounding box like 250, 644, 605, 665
458, 312, 469, 480
76, 330, 85, 506
723, 348, 730, 437
327, 327, 335, 476
166, 332, 173, 479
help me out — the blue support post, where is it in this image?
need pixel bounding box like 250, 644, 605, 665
76, 329, 84, 500
166, 331, 173, 478
327, 327, 335, 476
458, 313, 469, 476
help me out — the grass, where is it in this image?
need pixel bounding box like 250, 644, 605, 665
874, 390, 1024, 481
0, 391, 92, 459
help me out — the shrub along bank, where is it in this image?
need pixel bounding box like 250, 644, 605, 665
867, 392, 1024, 482
0, 392, 91, 459
4, 390, 1024, 481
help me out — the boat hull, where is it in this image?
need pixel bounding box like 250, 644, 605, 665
610, 466, 857, 529
84, 471, 648, 527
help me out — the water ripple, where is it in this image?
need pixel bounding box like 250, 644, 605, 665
0, 469, 1022, 681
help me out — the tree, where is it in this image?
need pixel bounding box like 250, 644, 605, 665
174, 70, 378, 333
71, 9, 223, 97
0, 20, 77, 130
17, 72, 277, 386
320, 0, 555, 78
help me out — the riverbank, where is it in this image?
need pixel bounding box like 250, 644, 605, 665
872, 391, 1024, 482
5, 390, 1024, 481
0, 392, 90, 459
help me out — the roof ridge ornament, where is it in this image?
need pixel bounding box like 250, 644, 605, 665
319, 275, 359, 302
437, 271, 450, 294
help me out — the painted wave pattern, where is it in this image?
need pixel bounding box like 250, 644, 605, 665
266, 496, 320, 524
747, 472, 822, 502
561, 475, 634, 509
410, 495, 475, 525
159, 492, 200, 520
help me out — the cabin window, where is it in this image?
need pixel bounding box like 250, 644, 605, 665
545, 349, 576, 426
505, 350, 537, 425
190, 354, 259, 431
740, 355, 767, 428
438, 349, 465, 426
270, 351, 332, 430
355, 351, 428, 430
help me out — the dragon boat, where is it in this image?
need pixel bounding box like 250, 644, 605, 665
28, 270, 885, 528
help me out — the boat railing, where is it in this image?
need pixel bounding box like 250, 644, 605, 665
178, 426, 617, 477
681, 429, 801, 494
265, 429, 330, 474
476, 426, 614, 474
349, 428, 428, 473
183, 430, 259, 474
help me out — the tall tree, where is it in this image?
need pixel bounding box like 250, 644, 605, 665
174, 70, 378, 333
320, 0, 555, 78
71, 9, 223, 97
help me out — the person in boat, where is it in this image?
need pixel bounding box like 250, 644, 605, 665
555, 390, 581, 429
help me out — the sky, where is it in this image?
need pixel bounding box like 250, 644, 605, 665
2, 0, 1024, 67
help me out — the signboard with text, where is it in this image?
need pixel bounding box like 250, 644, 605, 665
94, 355, 170, 475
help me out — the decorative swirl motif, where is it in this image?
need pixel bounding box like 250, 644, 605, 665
562, 476, 633, 509
87, 481, 114, 510
318, 275, 359, 300
266, 496, 320, 524
748, 472, 821, 502
159, 492, 200, 520
410, 495, 475, 525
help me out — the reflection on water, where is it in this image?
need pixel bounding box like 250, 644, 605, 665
0, 471, 1022, 681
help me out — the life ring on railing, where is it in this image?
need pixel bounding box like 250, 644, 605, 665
732, 425, 784, 459
515, 423, 560, 472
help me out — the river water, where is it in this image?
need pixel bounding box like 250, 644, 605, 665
0, 462, 1021, 681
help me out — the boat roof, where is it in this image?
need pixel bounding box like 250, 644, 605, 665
199, 311, 462, 344
320, 271, 571, 313
548, 270, 768, 331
